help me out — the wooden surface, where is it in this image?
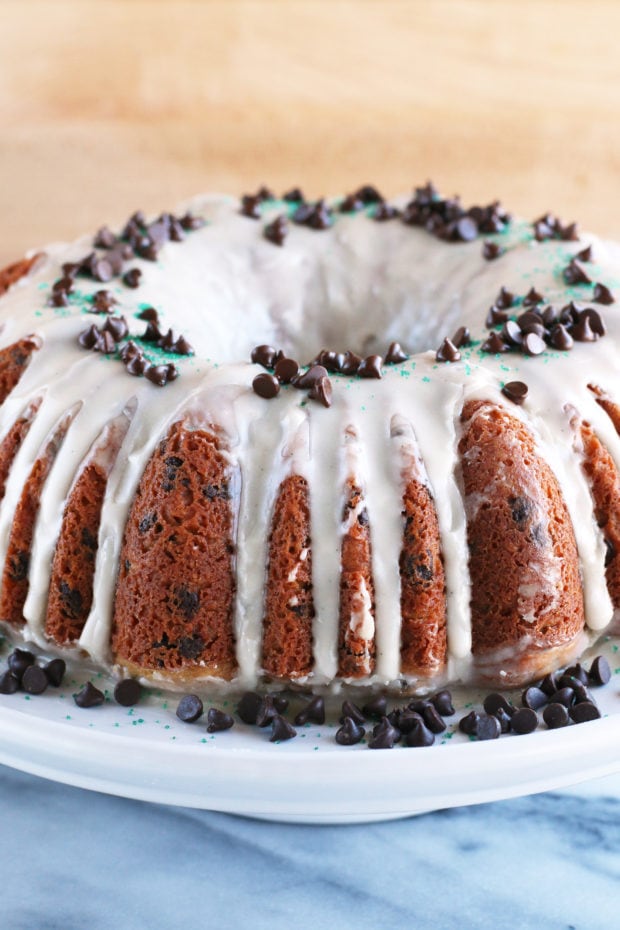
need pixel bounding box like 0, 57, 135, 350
2, 0, 620, 262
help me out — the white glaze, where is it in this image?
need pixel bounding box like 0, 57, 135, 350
1, 193, 619, 689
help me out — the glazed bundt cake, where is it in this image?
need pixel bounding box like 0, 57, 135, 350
0, 184, 619, 694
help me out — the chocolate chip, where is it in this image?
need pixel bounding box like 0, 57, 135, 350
237, 691, 262, 725
549, 687, 575, 708
476, 714, 501, 740
74, 681, 105, 708
176, 694, 204, 723
494, 707, 513, 733
581, 307, 606, 337
264, 215, 288, 246
540, 671, 561, 696
91, 290, 118, 314
384, 341, 409, 364
252, 372, 280, 399
270, 714, 297, 742
206, 707, 235, 733
251, 344, 278, 368
455, 216, 478, 241
94, 226, 117, 249
563, 260, 591, 286
293, 364, 328, 389
355, 184, 384, 204
294, 695, 326, 726
8, 648, 35, 681
357, 355, 383, 378
340, 699, 366, 725
21, 665, 48, 695
549, 323, 574, 350
241, 195, 261, 219
495, 286, 515, 309
589, 655, 611, 686
569, 701, 601, 724
431, 689, 455, 717
481, 331, 509, 354
421, 703, 447, 733
44, 658, 66, 687
373, 202, 400, 221
572, 314, 597, 342
341, 351, 362, 374
0, 671, 20, 694
405, 719, 435, 747
523, 287, 544, 307
395, 709, 422, 733
103, 315, 129, 342
575, 245, 592, 262
458, 710, 480, 735
114, 678, 142, 707
283, 187, 304, 202
543, 702, 569, 729
179, 212, 205, 231
362, 695, 388, 719
563, 663, 589, 684
274, 357, 300, 384
483, 241, 503, 260
436, 337, 461, 363
138, 306, 159, 323
308, 375, 332, 408
123, 268, 142, 288
255, 695, 279, 728
335, 717, 365, 745
145, 364, 178, 387
368, 716, 400, 749
502, 320, 523, 346
483, 693, 515, 716
523, 331, 546, 356
451, 326, 471, 349
592, 282, 614, 305
522, 686, 548, 710
510, 707, 538, 735
502, 381, 528, 405
90, 256, 115, 283
339, 193, 364, 213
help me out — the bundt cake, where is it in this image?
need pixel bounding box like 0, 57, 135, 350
0, 184, 619, 695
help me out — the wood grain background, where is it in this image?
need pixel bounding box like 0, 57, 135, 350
2, 0, 620, 263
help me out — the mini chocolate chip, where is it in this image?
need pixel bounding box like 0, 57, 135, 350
335, 717, 365, 745
486, 306, 508, 328
123, 268, 142, 288
341, 351, 362, 374
264, 215, 288, 246
308, 376, 333, 408
384, 340, 409, 365
540, 671, 561, 696
146, 364, 178, 387
138, 306, 159, 323
74, 681, 105, 708
564, 663, 589, 684
483, 241, 503, 260
368, 716, 400, 749
455, 216, 478, 241
362, 695, 388, 719
592, 282, 614, 305
293, 364, 329, 389
357, 355, 383, 378
373, 202, 400, 221
206, 707, 235, 733
431, 689, 455, 717
436, 337, 461, 363
179, 212, 205, 231
522, 686, 548, 710
0, 671, 20, 694
576, 245, 593, 262
237, 691, 262, 724
476, 714, 501, 740
458, 710, 480, 735
481, 331, 509, 353
176, 694, 204, 723
550, 323, 574, 350
252, 372, 280, 399
270, 714, 297, 742
256, 695, 279, 728
451, 326, 471, 349
495, 286, 515, 309
114, 678, 142, 707
421, 703, 447, 733
549, 687, 575, 708
483, 693, 515, 716
396, 709, 423, 733
8, 648, 35, 681
522, 332, 546, 356
294, 695, 326, 726
340, 699, 366, 725
569, 701, 601, 724
355, 184, 384, 204
502, 320, 523, 346
283, 187, 304, 202
581, 308, 606, 336
563, 260, 591, 286
103, 315, 129, 342
94, 226, 117, 249
339, 193, 364, 213
251, 344, 278, 368
494, 707, 513, 733
510, 707, 538, 735
589, 655, 611, 686
523, 287, 544, 307
502, 381, 528, 405
44, 658, 66, 687
543, 702, 569, 729
22, 665, 48, 695
274, 357, 300, 384
241, 194, 261, 219
572, 314, 597, 342
406, 720, 435, 747
269, 692, 289, 714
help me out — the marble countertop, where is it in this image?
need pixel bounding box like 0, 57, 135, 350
3, 765, 619, 929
